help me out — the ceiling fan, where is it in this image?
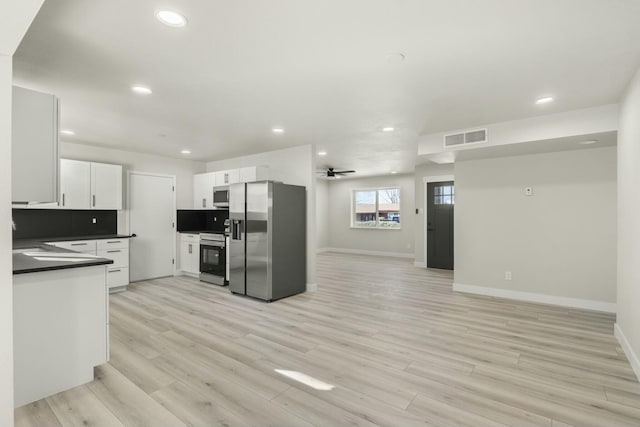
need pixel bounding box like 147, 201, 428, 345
317, 167, 356, 178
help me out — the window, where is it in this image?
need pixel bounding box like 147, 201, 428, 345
353, 188, 401, 228
434, 184, 455, 205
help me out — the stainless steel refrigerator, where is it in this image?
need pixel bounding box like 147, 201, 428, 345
229, 181, 306, 302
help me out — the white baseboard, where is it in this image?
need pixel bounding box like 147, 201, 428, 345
453, 283, 617, 313
321, 247, 414, 259
316, 247, 331, 254
306, 283, 318, 292
414, 261, 427, 268
175, 271, 199, 279
615, 323, 640, 382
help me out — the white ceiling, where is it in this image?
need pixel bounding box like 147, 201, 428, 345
13, 0, 640, 176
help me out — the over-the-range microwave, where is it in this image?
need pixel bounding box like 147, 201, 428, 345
212, 189, 229, 207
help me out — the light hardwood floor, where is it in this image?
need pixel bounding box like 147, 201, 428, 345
15, 252, 640, 427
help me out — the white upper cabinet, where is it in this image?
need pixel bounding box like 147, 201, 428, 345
59, 159, 91, 209
193, 172, 216, 209
59, 159, 123, 210
214, 169, 240, 186
193, 166, 269, 208
91, 162, 123, 209
12, 86, 59, 204
239, 166, 269, 183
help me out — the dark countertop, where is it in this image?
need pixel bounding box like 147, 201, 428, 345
12, 242, 114, 275
29, 234, 132, 243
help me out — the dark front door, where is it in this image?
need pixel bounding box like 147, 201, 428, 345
427, 181, 454, 270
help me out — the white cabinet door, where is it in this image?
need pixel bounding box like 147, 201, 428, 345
193, 173, 215, 209
12, 86, 59, 204
239, 166, 269, 183
214, 169, 240, 186
91, 162, 123, 210
179, 241, 200, 273
60, 159, 91, 209
179, 241, 191, 272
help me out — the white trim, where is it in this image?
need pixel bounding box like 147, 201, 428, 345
414, 261, 427, 268
175, 271, 199, 279
306, 283, 318, 292
323, 247, 414, 259
127, 171, 178, 277
317, 247, 331, 253
453, 283, 616, 313
615, 323, 640, 382
422, 175, 455, 268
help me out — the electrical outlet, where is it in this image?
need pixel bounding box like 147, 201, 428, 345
92, 218, 97, 224
505, 271, 512, 280
525, 187, 533, 196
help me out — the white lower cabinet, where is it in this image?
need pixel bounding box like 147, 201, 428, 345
45, 238, 130, 292
178, 233, 200, 275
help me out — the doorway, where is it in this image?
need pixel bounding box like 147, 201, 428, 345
128, 172, 176, 281
426, 180, 454, 270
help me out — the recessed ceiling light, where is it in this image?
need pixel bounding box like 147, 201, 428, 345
155, 10, 187, 27
317, 151, 327, 156
535, 96, 554, 105
391, 171, 397, 174
382, 127, 395, 132
181, 149, 191, 154
579, 140, 598, 145
60, 130, 75, 136
272, 128, 284, 134
131, 85, 152, 95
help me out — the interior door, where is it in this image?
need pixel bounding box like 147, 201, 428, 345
129, 173, 175, 281
59, 159, 91, 209
427, 181, 454, 270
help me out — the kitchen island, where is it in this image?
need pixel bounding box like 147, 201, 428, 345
12, 243, 112, 407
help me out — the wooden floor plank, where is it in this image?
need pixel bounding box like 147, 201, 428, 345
14, 252, 640, 426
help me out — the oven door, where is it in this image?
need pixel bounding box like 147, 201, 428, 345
200, 242, 226, 277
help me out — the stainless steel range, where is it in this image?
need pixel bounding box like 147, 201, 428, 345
199, 232, 227, 286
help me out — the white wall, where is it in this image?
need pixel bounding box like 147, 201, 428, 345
326, 173, 415, 256
617, 67, 640, 380
454, 147, 617, 311
206, 145, 317, 288
1, 53, 14, 427
316, 179, 329, 249
414, 163, 455, 266
418, 104, 618, 156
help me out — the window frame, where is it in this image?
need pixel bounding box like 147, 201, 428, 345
351, 187, 402, 230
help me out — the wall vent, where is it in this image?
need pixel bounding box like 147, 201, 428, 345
444, 128, 487, 148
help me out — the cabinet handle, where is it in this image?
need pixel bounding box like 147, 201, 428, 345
107, 250, 121, 253
108, 269, 121, 273
189, 244, 192, 254
224, 173, 228, 184
62, 193, 65, 207
71, 243, 88, 246
106, 241, 120, 244
92, 195, 96, 207
202, 198, 206, 208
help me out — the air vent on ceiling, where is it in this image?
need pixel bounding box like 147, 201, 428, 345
444, 128, 487, 148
